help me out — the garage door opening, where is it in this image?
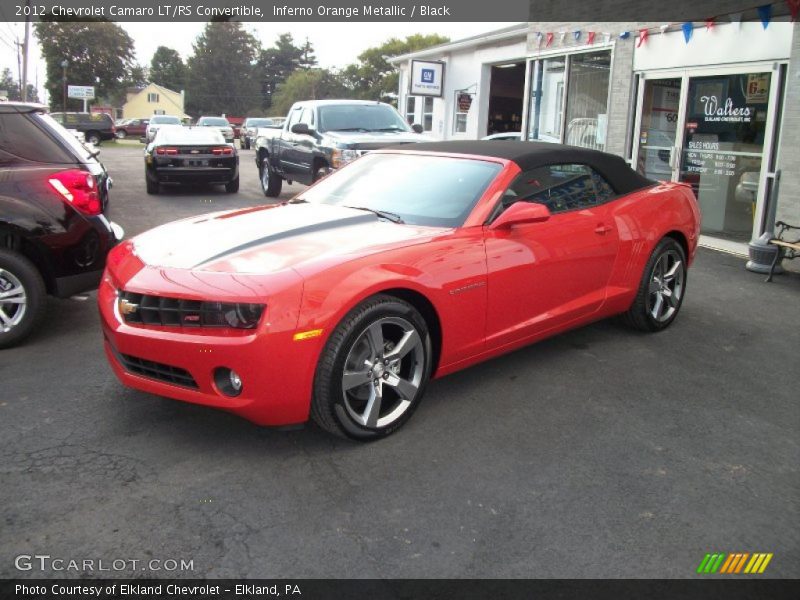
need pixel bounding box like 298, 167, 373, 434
486, 62, 525, 137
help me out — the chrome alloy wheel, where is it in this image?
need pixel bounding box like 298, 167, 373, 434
341, 316, 425, 429
647, 249, 685, 323
0, 269, 27, 333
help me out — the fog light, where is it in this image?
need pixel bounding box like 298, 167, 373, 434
214, 367, 243, 397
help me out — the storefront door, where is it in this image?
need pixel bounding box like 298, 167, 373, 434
633, 65, 784, 242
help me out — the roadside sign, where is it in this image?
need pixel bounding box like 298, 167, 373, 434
68, 85, 95, 100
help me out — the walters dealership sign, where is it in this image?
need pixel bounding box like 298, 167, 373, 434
700, 95, 753, 123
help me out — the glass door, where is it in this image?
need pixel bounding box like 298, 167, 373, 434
679, 72, 771, 239
635, 78, 682, 181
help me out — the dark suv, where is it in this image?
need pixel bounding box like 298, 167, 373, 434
0, 103, 123, 348
50, 111, 116, 145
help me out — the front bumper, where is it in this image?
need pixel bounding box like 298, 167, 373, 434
98, 265, 316, 426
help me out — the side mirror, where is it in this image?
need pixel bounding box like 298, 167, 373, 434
291, 123, 314, 136
412, 123, 424, 134
489, 202, 551, 230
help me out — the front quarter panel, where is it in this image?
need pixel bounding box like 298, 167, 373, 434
293, 227, 489, 380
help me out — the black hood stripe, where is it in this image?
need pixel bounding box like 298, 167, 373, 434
192, 213, 376, 268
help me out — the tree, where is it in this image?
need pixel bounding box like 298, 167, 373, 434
150, 46, 186, 92
256, 33, 304, 110
35, 19, 137, 110
341, 34, 449, 103
185, 21, 260, 115
298, 38, 317, 70
271, 69, 348, 115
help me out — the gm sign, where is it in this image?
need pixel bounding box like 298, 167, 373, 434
410, 60, 444, 97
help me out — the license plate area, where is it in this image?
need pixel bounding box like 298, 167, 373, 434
185, 159, 209, 167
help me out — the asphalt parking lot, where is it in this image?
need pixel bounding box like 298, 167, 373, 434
1, 143, 798, 579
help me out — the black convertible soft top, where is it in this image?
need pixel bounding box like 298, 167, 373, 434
396, 140, 655, 195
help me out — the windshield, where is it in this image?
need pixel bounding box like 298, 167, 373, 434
296, 153, 502, 228
150, 116, 182, 125
317, 104, 411, 133
156, 128, 224, 145
199, 117, 230, 127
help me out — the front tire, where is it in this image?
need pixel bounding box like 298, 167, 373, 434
622, 237, 687, 332
311, 295, 432, 441
313, 163, 331, 182
0, 249, 46, 349
260, 155, 283, 197
116, 130, 127, 139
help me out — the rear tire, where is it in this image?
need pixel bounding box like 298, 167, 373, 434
145, 176, 159, 195
86, 131, 101, 145
225, 176, 239, 193
260, 155, 283, 197
622, 237, 687, 332
311, 295, 432, 441
0, 249, 46, 349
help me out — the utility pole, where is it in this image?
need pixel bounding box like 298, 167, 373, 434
21, 0, 31, 101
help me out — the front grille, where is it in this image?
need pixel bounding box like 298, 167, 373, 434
113, 349, 198, 389
119, 291, 235, 328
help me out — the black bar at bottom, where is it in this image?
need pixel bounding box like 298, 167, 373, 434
2, 579, 799, 600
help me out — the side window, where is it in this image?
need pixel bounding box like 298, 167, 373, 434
0, 113, 72, 164
299, 108, 314, 126
286, 107, 301, 130
500, 164, 616, 215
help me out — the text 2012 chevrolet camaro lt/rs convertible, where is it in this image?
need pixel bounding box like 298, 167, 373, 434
99, 141, 700, 440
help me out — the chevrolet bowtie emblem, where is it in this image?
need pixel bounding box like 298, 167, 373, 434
118, 298, 139, 316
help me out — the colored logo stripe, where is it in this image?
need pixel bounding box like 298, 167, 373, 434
697, 552, 773, 574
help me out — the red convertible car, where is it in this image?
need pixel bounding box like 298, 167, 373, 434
99, 141, 700, 440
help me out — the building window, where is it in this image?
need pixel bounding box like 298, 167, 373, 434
453, 91, 473, 134
153, 109, 165, 115
527, 50, 611, 151
147, 93, 159, 103
406, 96, 417, 125
423, 97, 434, 132
564, 51, 611, 150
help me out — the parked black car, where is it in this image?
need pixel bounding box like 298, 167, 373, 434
0, 102, 122, 348
255, 100, 428, 197
144, 127, 239, 194
49, 111, 116, 145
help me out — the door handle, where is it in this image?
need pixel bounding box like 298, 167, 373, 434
594, 223, 613, 235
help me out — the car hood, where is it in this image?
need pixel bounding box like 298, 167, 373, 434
322, 130, 432, 148
130, 203, 444, 275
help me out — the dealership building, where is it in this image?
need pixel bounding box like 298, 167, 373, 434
392, 15, 800, 260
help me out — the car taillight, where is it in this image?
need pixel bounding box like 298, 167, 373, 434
156, 147, 179, 155
48, 169, 101, 216
212, 147, 233, 155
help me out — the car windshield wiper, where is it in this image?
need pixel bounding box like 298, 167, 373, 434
288, 198, 308, 204
344, 205, 404, 224
328, 127, 370, 132
370, 127, 405, 132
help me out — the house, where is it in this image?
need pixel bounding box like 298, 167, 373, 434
122, 83, 188, 120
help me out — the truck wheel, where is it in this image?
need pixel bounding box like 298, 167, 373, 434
313, 164, 331, 182
86, 131, 101, 145
260, 156, 283, 197
0, 249, 47, 349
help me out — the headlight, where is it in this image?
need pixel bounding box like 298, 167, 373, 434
332, 148, 359, 168
206, 302, 264, 329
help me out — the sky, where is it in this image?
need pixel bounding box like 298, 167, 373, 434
0, 21, 519, 103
